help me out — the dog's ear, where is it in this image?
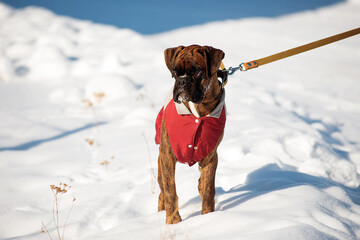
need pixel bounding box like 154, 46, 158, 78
164, 46, 185, 77
203, 46, 225, 78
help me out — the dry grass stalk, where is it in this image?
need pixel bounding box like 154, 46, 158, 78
100, 156, 114, 173
136, 92, 155, 108
160, 225, 177, 240
41, 222, 52, 240
141, 132, 156, 194
93, 92, 105, 104
82, 99, 100, 135
85, 138, 95, 146
41, 183, 76, 240
100, 159, 111, 172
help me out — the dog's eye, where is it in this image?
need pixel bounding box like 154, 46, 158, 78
194, 69, 202, 79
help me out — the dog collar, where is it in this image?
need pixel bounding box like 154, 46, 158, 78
163, 87, 226, 118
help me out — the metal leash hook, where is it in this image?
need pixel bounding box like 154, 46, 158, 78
219, 60, 260, 86
226, 65, 241, 75
220, 61, 239, 75
221, 60, 260, 77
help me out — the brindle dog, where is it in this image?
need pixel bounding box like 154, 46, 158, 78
157, 45, 226, 224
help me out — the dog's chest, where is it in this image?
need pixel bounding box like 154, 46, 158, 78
155, 99, 226, 166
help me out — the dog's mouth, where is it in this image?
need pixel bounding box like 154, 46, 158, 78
176, 92, 188, 103
173, 89, 189, 103
173, 89, 204, 104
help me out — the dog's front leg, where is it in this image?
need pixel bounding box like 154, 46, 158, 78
198, 150, 218, 214
157, 152, 165, 212
158, 148, 182, 224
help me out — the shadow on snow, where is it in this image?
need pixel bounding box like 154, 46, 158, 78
182, 164, 360, 220
0, 122, 106, 151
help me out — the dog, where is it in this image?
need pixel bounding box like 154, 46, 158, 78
155, 45, 227, 224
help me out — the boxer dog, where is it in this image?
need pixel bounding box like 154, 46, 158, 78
155, 45, 227, 224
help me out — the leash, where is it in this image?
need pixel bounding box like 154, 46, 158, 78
220, 27, 360, 85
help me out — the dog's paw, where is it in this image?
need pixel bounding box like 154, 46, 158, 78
201, 208, 214, 215
166, 213, 182, 224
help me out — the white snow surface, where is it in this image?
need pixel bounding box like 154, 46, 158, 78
1, 1, 360, 240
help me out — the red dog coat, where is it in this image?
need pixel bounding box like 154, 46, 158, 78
155, 92, 226, 166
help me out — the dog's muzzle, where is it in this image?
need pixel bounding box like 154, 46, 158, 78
174, 75, 190, 103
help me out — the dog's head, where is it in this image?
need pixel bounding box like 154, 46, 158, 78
164, 45, 225, 104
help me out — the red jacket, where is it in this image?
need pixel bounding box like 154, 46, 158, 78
155, 93, 226, 166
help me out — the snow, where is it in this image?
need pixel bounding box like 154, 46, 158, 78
0, 1, 360, 240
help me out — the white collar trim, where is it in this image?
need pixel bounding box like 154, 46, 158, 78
164, 87, 225, 119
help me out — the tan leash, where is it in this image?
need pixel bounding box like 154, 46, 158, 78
220, 27, 360, 85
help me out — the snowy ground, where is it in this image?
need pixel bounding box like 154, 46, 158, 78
0, 1, 360, 240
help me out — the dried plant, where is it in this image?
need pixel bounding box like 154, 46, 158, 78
160, 225, 177, 240
100, 156, 114, 173
41, 183, 76, 240
136, 92, 155, 108
93, 92, 105, 104
85, 138, 95, 146
82, 99, 99, 135
82, 99, 93, 107
100, 160, 111, 172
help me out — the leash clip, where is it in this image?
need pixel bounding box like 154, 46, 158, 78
221, 61, 258, 75
220, 61, 239, 75
222, 61, 258, 74
227, 66, 241, 75
221, 65, 241, 75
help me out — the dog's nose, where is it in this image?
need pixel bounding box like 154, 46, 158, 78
177, 76, 187, 87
